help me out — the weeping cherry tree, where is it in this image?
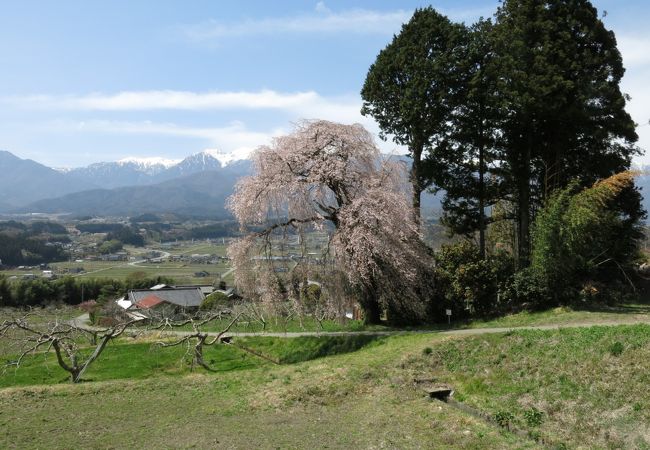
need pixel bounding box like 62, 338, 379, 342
227, 120, 434, 324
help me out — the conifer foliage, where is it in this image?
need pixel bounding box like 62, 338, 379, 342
363, 0, 641, 268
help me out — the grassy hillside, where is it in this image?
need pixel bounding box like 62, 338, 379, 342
2, 324, 650, 448
410, 325, 650, 449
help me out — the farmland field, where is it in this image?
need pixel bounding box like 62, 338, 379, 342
49, 260, 232, 284
1, 240, 235, 285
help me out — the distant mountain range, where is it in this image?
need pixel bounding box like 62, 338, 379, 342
1, 149, 648, 219
24, 170, 244, 217
0, 150, 252, 217
0, 151, 96, 208
59, 151, 245, 189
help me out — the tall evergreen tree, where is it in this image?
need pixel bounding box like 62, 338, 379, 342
361, 7, 466, 222
429, 19, 503, 258
490, 0, 639, 267
363, 1, 640, 269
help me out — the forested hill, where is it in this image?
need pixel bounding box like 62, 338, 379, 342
21, 170, 242, 218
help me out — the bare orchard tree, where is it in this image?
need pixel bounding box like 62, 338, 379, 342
1, 310, 138, 383
227, 120, 434, 325
1, 307, 247, 381
152, 311, 242, 372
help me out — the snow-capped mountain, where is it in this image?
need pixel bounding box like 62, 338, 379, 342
161, 151, 223, 179
117, 156, 180, 173
63, 150, 250, 189
0, 149, 254, 214
66, 159, 173, 188
203, 147, 253, 166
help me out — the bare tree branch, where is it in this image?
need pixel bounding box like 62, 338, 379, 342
3, 313, 142, 383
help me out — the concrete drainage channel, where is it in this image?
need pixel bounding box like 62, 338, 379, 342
416, 380, 552, 449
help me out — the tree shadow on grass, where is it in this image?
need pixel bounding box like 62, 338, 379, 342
238, 335, 386, 365
571, 299, 650, 313
569, 282, 650, 315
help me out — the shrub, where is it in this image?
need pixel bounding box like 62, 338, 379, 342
302, 284, 322, 312
78, 300, 100, 324
431, 241, 514, 320
200, 292, 230, 311
98, 316, 119, 327
494, 410, 515, 428
501, 268, 554, 310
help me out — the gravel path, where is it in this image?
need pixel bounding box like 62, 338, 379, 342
71, 314, 650, 338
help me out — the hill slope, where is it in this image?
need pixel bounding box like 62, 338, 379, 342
0, 151, 96, 208
22, 169, 247, 217
3, 323, 649, 449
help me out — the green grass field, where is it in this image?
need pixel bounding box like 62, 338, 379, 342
412, 325, 650, 449
0, 335, 387, 388
467, 302, 650, 329
1, 262, 232, 284
162, 241, 229, 256
2, 322, 650, 448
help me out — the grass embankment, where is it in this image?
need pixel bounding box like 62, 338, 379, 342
187, 316, 390, 333
2, 324, 650, 448
0, 332, 530, 449
409, 325, 650, 449
197, 301, 650, 334
469, 302, 650, 329
0, 335, 382, 388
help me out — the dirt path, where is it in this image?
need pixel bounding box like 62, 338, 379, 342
221, 318, 650, 338
72, 314, 650, 338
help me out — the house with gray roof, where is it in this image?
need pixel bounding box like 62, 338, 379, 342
127, 286, 205, 315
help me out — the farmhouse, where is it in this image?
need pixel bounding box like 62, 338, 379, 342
113, 283, 233, 321
128, 286, 204, 310
113, 285, 206, 320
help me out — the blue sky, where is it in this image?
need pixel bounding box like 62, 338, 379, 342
0, 0, 648, 167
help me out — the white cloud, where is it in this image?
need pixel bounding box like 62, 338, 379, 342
177, 4, 499, 42
5, 88, 384, 135
621, 65, 650, 164
46, 119, 285, 158
180, 8, 412, 41
9, 90, 321, 111
315, 2, 331, 15
35, 93, 402, 157
178, 4, 498, 42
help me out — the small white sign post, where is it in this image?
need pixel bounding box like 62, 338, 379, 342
446, 309, 452, 325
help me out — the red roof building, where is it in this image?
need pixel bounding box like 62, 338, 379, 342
134, 294, 166, 309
